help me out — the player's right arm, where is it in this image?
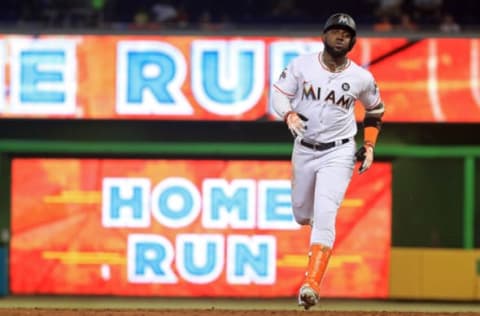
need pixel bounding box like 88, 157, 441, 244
272, 88, 308, 138
272, 64, 308, 138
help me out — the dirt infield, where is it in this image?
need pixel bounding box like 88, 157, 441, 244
2, 297, 480, 316
1, 309, 480, 316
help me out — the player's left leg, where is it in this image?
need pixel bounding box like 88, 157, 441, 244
298, 244, 332, 309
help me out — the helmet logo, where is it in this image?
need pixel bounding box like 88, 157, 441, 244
338, 15, 349, 24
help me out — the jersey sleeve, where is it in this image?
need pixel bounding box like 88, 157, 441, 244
358, 71, 381, 110
272, 59, 298, 98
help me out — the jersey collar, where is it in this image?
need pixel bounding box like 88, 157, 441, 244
318, 52, 351, 73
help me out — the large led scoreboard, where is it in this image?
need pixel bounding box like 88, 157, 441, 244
10, 158, 391, 298
0, 35, 478, 122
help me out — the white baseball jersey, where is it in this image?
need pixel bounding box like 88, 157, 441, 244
273, 51, 381, 143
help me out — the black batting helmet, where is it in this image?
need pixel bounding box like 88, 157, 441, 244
323, 13, 357, 49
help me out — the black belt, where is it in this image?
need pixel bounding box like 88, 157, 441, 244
300, 138, 350, 151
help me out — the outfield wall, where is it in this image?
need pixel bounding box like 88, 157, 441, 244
391, 248, 480, 300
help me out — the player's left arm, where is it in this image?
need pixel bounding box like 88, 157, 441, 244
363, 101, 385, 148
355, 74, 385, 174
355, 101, 385, 174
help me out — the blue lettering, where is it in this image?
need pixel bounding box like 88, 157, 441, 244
127, 52, 175, 104
211, 187, 248, 220
265, 187, 293, 221
135, 242, 167, 276
183, 241, 217, 276
21, 51, 64, 103
201, 51, 253, 103
158, 185, 193, 219
109, 186, 144, 219
234, 243, 269, 277
128, 234, 177, 283
191, 40, 264, 115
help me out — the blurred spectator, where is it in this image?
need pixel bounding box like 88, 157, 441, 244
130, 6, 156, 30
270, 0, 305, 24
62, 0, 95, 28
18, 1, 37, 26
373, 15, 394, 32
41, 0, 68, 27
373, 0, 404, 20
1, 0, 479, 31
397, 13, 418, 31
439, 14, 461, 33
198, 10, 215, 31
151, 0, 177, 24
216, 13, 235, 31
90, 0, 107, 27
174, 3, 190, 29
410, 0, 443, 26
271, 0, 295, 18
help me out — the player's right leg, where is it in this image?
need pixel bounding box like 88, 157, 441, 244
290, 141, 316, 225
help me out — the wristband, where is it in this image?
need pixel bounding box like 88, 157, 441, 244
364, 141, 375, 149
364, 126, 379, 147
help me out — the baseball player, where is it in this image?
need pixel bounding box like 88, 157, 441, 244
271, 13, 385, 309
